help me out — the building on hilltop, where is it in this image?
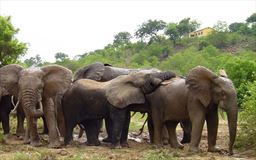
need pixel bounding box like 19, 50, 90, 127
189, 27, 215, 37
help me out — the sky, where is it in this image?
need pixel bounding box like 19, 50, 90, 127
0, 0, 255, 62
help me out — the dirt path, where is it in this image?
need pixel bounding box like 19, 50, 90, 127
0, 120, 254, 160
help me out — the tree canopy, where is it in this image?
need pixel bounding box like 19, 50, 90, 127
135, 19, 166, 43
0, 16, 27, 66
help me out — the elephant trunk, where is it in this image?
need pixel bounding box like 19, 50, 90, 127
21, 89, 44, 118
151, 71, 176, 81
226, 101, 238, 155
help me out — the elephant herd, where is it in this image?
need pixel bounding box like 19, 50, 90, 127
0, 62, 238, 155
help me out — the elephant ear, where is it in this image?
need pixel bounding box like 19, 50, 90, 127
0, 64, 23, 96
186, 66, 218, 107
42, 65, 72, 98
106, 74, 145, 108
73, 62, 105, 82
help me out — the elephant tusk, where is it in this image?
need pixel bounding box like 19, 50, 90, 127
10, 100, 19, 115
38, 101, 43, 112
11, 96, 15, 107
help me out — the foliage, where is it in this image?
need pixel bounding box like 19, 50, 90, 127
213, 20, 229, 32
135, 19, 166, 43
236, 81, 256, 150
164, 23, 179, 45
177, 17, 200, 37
113, 31, 132, 47
0, 16, 27, 66
246, 12, 256, 23
224, 58, 256, 107
55, 52, 69, 62
24, 54, 43, 67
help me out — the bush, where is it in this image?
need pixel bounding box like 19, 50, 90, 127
236, 81, 256, 150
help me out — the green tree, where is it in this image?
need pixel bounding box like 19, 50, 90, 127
55, 52, 69, 62
177, 18, 200, 37
246, 12, 256, 23
24, 54, 42, 67
135, 19, 166, 42
0, 16, 27, 66
213, 21, 229, 32
164, 23, 180, 45
113, 31, 132, 46
229, 22, 247, 32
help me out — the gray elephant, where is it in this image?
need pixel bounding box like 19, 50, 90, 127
147, 66, 238, 155
63, 71, 175, 148
0, 64, 72, 147
74, 62, 191, 144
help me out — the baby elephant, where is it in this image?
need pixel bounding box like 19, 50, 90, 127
62, 71, 175, 148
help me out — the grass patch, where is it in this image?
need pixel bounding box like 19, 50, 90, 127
140, 149, 177, 160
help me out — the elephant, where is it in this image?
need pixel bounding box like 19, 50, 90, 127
147, 66, 238, 155
0, 64, 72, 147
0, 95, 26, 141
62, 70, 175, 148
73, 62, 191, 144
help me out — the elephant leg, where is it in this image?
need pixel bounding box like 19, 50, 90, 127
83, 120, 101, 146
109, 105, 127, 149
42, 116, 49, 134
16, 106, 25, 137
180, 120, 192, 144
151, 106, 163, 146
0, 110, 10, 135
64, 120, 76, 145
56, 103, 65, 137
206, 107, 220, 152
1, 110, 11, 143
78, 127, 84, 138
147, 115, 154, 143
27, 116, 41, 147
162, 125, 169, 145
102, 117, 112, 143
43, 98, 60, 148
188, 103, 205, 152
165, 121, 183, 149
120, 111, 130, 147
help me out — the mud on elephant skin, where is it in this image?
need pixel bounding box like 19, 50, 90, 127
62, 71, 175, 148
147, 66, 238, 155
0, 64, 72, 148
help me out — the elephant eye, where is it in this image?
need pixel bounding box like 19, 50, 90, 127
221, 91, 226, 98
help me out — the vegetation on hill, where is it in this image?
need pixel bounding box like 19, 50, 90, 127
0, 12, 256, 152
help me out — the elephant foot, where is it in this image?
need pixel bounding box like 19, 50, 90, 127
2, 134, 12, 144
31, 141, 42, 147
188, 146, 200, 153
208, 146, 221, 153
49, 140, 61, 148
152, 144, 163, 149
24, 138, 30, 144
102, 137, 111, 143
163, 139, 169, 145
111, 143, 122, 149
171, 142, 184, 149
16, 131, 25, 137
180, 136, 191, 144
121, 142, 129, 148
87, 140, 101, 146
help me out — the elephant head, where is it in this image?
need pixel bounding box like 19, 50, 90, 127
186, 66, 238, 154
0, 64, 72, 118
73, 62, 106, 82
106, 71, 176, 108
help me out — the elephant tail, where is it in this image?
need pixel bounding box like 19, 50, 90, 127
135, 115, 148, 136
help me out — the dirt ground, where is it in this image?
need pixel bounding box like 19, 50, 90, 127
0, 120, 255, 160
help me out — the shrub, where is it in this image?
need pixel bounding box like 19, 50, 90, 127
236, 81, 256, 150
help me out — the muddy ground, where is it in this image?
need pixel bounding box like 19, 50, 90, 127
0, 119, 255, 160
